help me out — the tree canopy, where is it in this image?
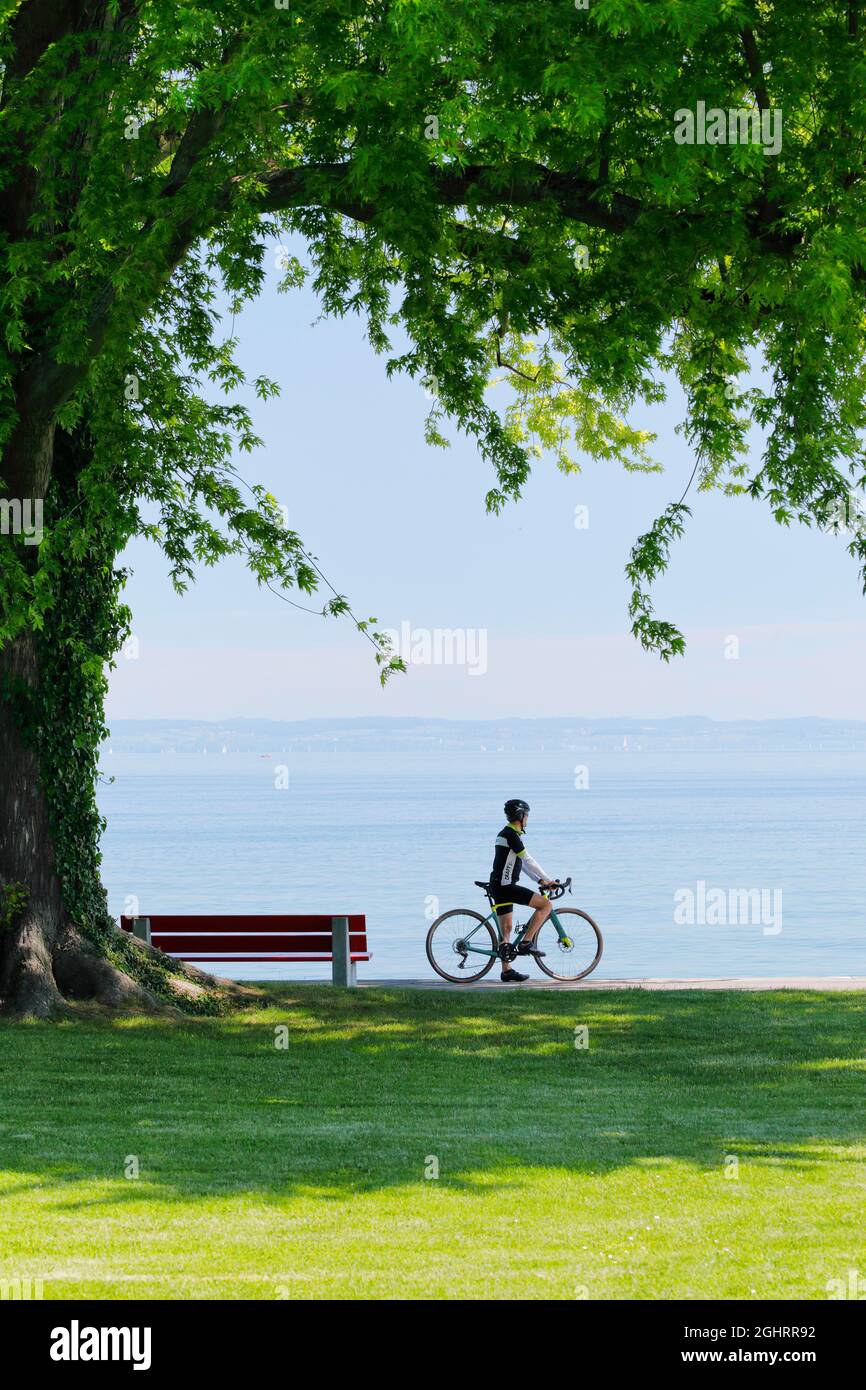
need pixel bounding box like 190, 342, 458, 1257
2, 0, 865, 657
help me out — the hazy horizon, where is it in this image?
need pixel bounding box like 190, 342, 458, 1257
101, 712, 866, 755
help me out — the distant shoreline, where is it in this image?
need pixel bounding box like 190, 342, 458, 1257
100, 715, 866, 755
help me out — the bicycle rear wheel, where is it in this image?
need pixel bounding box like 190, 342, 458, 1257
534, 908, 603, 981
426, 909, 499, 983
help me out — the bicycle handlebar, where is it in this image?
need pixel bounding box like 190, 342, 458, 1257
546, 877, 572, 900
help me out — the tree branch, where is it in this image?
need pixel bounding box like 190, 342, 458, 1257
8, 145, 801, 434
255, 160, 645, 234
740, 24, 771, 112
158, 37, 240, 200
0, 0, 82, 101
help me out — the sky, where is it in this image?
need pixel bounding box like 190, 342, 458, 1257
106, 245, 866, 723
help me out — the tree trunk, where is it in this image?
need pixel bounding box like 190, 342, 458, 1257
0, 632, 66, 1016
0, 623, 235, 1019
0, 409, 67, 1016
0, 630, 157, 1018
0, 418, 234, 1019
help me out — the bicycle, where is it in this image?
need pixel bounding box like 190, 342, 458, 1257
425, 877, 603, 983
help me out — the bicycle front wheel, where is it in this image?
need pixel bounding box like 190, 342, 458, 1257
426, 909, 499, 984
534, 908, 603, 981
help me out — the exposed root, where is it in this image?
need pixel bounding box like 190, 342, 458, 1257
53, 927, 162, 1010
114, 928, 264, 1009
2, 956, 65, 1020
0, 911, 66, 1020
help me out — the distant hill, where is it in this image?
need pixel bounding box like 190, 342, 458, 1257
102, 716, 866, 754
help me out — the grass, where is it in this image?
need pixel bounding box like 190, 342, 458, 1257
0, 985, 864, 1300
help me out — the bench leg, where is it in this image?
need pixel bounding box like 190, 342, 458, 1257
331, 915, 356, 987
130, 916, 151, 946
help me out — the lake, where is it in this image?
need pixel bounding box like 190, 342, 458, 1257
96, 749, 866, 980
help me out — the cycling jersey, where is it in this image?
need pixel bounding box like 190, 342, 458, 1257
489, 822, 549, 890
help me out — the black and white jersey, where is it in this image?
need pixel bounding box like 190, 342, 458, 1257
489, 822, 549, 889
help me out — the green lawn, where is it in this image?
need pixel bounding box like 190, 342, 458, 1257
1, 986, 864, 1300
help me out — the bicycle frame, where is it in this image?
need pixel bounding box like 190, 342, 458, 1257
459, 892, 575, 959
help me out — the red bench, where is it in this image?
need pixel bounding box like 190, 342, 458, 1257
119, 913, 369, 986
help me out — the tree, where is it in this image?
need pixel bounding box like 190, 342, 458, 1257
1, 0, 864, 1017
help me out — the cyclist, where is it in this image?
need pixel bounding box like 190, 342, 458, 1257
489, 798, 558, 983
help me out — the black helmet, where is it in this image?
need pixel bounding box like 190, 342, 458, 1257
504, 798, 530, 821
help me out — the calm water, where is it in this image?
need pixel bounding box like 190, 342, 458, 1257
96, 750, 866, 980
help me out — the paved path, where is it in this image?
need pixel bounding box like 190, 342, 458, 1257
353, 976, 866, 992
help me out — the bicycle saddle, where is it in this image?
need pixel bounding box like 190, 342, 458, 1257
474, 880, 491, 890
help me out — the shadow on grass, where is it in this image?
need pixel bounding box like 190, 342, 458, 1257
0, 987, 864, 1209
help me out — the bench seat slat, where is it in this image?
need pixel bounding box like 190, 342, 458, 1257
178, 953, 372, 962
150, 931, 367, 937
124, 914, 366, 930
151, 935, 367, 954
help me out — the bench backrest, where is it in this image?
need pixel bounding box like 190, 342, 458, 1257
119, 914, 369, 961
